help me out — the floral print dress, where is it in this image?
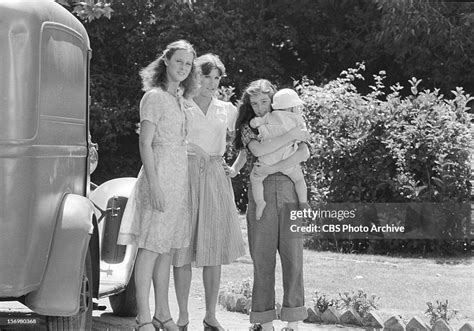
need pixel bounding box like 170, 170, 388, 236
117, 87, 191, 253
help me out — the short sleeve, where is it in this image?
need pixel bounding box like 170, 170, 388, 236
225, 102, 238, 131
139, 89, 163, 124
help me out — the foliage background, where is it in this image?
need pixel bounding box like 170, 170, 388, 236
298, 65, 472, 255
80, 0, 474, 185
62, 0, 474, 254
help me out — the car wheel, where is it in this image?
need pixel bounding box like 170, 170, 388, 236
46, 249, 93, 330
108, 269, 137, 317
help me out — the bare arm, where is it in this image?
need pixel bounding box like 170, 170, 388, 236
229, 149, 248, 177
252, 142, 310, 177
247, 127, 309, 157
139, 120, 165, 211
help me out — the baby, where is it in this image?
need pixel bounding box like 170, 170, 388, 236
249, 88, 309, 220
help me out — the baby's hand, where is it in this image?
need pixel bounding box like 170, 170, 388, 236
250, 118, 258, 128
289, 127, 310, 142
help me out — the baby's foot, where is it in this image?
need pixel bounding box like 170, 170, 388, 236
285, 321, 300, 330
255, 201, 267, 220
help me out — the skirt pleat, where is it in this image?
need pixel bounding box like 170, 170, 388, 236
172, 155, 246, 267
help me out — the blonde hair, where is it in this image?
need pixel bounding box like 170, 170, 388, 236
139, 40, 198, 98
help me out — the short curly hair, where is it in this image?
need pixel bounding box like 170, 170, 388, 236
195, 53, 226, 77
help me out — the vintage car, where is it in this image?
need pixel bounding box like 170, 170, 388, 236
0, 0, 138, 329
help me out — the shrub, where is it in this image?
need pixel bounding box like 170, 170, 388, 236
425, 299, 458, 326
337, 290, 380, 318
299, 63, 472, 255
217, 85, 249, 213
223, 278, 253, 300
312, 291, 336, 313
90, 100, 140, 183
219, 278, 253, 315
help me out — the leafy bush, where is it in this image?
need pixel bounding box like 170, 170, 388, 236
83, 0, 474, 208
90, 100, 141, 183
312, 291, 336, 314
225, 143, 249, 213
219, 278, 253, 315
425, 299, 458, 326
223, 278, 253, 300
217, 85, 250, 213
299, 64, 472, 255
337, 290, 379, 318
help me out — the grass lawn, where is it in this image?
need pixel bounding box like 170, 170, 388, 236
213, 215, 474, 328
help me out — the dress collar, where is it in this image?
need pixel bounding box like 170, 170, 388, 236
190, 97, 219, 117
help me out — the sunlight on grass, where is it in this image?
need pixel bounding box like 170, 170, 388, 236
218, 215, 473, 328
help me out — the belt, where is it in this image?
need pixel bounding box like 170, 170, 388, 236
152, 141, 186, 147
187, 153, 224, 173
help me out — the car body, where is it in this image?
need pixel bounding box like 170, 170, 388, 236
0, 0, 137, 329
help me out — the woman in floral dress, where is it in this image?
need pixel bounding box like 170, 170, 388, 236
117, 40, 198, 331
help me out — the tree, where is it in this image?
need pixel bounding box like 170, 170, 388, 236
86, 0, 291, 182
85, 0, 474, 184
56, 0, 113, 21
374, 0, 474, 97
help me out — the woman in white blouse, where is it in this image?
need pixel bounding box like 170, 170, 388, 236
172, 54, 245, 331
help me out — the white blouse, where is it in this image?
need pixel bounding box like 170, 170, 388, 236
186, 98, 237, 156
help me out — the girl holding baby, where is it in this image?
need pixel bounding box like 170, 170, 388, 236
232, 79, 311, 331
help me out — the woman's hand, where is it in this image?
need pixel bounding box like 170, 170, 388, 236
288, 127, 310, 142
189, 143, 210, 170
228, 167, 239, 178
150, 182, 165, 212
222, 162, 238, 177
197, 153, 210, 171
252, 161, 275, 177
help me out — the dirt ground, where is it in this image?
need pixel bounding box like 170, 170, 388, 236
91, 218, 365, 331
92, 279, 365, 331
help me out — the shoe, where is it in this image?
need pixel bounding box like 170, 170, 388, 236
177, 322, 188, 331
249, 325, 275, 331
152, 316, 177, 331
203, 319, 224, 331
135, 318, 153, 330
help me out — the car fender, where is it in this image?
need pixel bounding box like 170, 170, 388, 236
89, 177, 137, 211
89, 177, 138, 297
24, 194, 95, 316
